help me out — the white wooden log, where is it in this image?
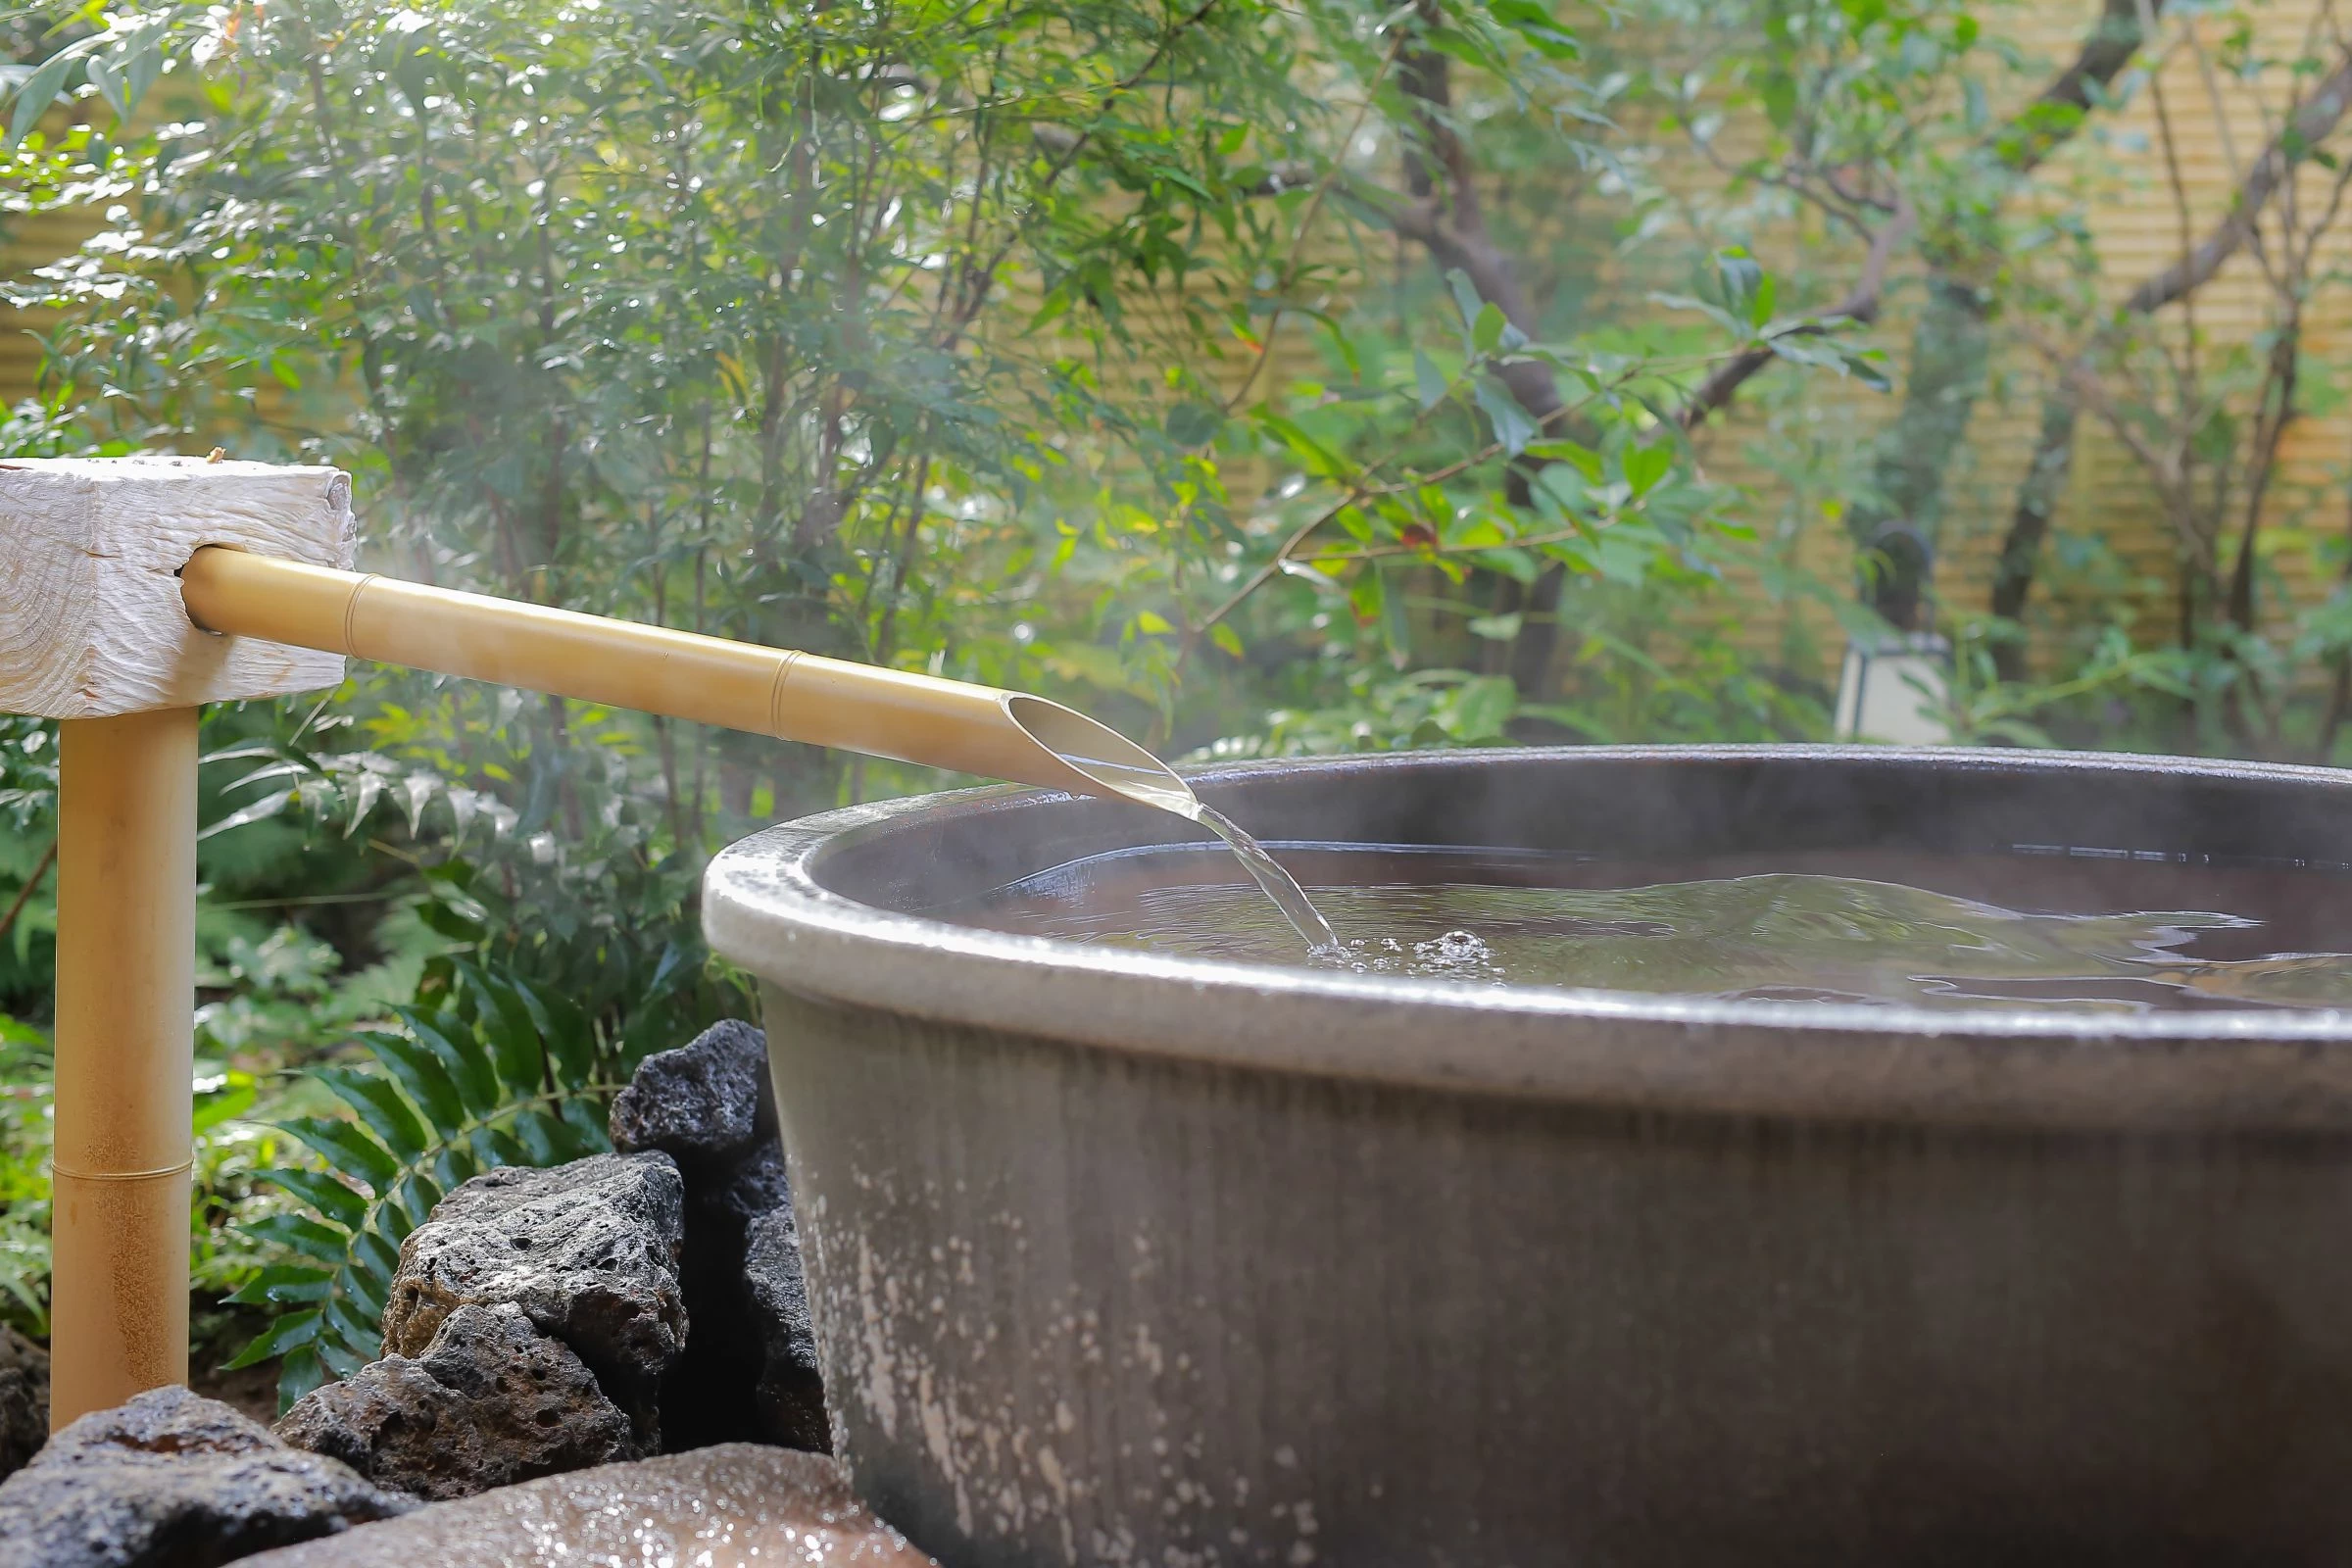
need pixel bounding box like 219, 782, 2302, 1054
0, 457, 355, 718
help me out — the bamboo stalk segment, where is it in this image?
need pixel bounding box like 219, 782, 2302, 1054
49, 707, 197, 1428
178, 546, 1195, 813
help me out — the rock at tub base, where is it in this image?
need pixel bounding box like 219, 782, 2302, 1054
612, 1021, 829, 1451
274, 1302, 635, 1499
0, 1385, 413, 1567
235, 1444, 938, 1566
382, 1152, 686, 1449
608, 1018, 774, 1164
744, 1202, 829, 1451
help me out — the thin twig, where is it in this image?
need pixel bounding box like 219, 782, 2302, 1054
936, 0, 1230, 352
1222, 27, 1411, 415
0, 840, 57, 953
1679, 191, 1914, 430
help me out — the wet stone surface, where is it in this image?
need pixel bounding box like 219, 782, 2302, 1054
0, 1385, 413, 1567
0, 1322, 49, 1482
382, 1152, 687, 1451
274, 1301, 636, 1500
236, 1443, 938, 1566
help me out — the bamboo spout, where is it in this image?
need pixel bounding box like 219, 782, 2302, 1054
178, 547, 1197, 815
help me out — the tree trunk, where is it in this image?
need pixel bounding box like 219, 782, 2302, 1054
1840, 277, 1989, 627
1986, 387, 2082, 681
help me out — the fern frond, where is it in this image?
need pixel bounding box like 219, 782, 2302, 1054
233, 956, 617, 1411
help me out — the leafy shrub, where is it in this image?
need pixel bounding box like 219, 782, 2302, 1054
226, 952, 622, 1407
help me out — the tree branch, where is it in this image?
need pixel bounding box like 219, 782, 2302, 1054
0, 838, 55, 954
2124, 48, 2352, 314
1997, 0, 2167, 176
1678, 193, 1913, 431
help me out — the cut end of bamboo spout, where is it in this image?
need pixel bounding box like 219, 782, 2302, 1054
1003, 695, 1200, 819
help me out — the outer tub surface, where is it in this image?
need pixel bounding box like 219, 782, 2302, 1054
702, 747, 2352, 1566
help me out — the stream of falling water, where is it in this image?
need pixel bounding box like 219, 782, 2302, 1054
1190, 805, 1341, 955
1031, 719, 1341, 956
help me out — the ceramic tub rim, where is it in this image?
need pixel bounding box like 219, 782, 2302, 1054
703, 744, 2352, 1132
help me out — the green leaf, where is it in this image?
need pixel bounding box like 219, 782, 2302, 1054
395, 1171, 444, 1234
259, 1167, 368, 1232
1164, 401, 1223, 447
351, 1228, 402, 1292
274, 1347, 327, 1412
1472, 302, 1507, 355
557, 1096, 611, 1155
225, 1265, 333, 1307
415, 899, 486, 943
280, 1116, 400, 1196
1524, 439, 1602, 479
1445, 270, 1485, 336
316, 1066, 430, 1162
1484, 0, 1581, 58
1473, 379, 1537, 457
1208, 623, 1246, 659
198, 787, 296, 842
321, 1292, 379, 1356
237, 1213, 352, 1264
395, 1006, 500, 1117
9, 41, 89, 145
1624, 442, 1675, 498
512, 982, 595, 1087
453, 963, 544, 1097
1448, 676, 1516, 741
513, 1107, 564, 1167
192, 1075, 257, 1132
83, 53, 124, 121
1414, 350, 1446, 411
361, 1030, 468, 1136
225, 1308, 320, 1370
316, 1338, 368, 1380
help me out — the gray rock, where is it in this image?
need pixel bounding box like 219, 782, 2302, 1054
236, 1444, 938, 1567
0, 1384, 412, 1567
657, 1138, 800, 1449
383, 1153, 686, 1449
274, 1303, 635, 1500
744, 1204, 829, 1452
612, 1022, 830, 1451
0, 1324, 49, 1481
607, 1019, 774, 1171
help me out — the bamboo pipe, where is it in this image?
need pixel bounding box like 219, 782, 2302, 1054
50, 708, 196, 1428
179, 547, 1197, 816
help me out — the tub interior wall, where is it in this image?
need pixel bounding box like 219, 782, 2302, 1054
809, 753, 2352, 919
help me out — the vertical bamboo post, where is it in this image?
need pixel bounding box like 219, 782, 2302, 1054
49, 708, 198, 1428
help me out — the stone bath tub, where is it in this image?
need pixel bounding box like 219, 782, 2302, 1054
702, 746, 2352, 1567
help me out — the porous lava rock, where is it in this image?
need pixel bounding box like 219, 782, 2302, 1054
274, 1302, 635, 1499
0, 1322, 50, 1480
610, 1020, 827, 1450
382, 1152, 686, 1449
0, 1384, 412, 1567
237, 1444, 938, 1567
608, 1017, 773, 1163
743, 1203, 829, 1452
